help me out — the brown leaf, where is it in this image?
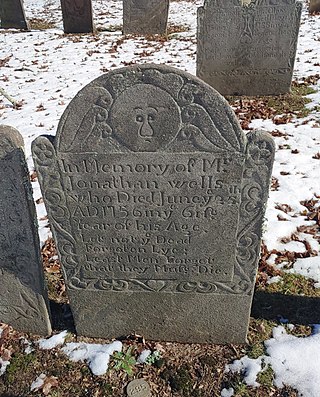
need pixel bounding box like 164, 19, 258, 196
45, 264, 60, 274
271, 177, 280, 191
32, 374, 58, 395
0, 348, 12, 361
275, 203, 293, 213
42, 376, 58, 395
0, 55, 12, 67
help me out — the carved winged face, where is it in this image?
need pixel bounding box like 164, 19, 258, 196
109, 84, 181, 152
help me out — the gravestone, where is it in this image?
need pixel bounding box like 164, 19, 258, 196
0, 126, 51, 335
123, 0, 169, 35
32, 64, 274, 343
309, 0, 320, 13
60, 0, 94, 34
197, 0, 302, 96
0, 0, 29, 30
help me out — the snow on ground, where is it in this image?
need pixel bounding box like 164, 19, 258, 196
226, 325, 320, 397
62, 340, 122, 376
0, 358, 10, 377
38, 329, 68, 349
1, 1, 320, 395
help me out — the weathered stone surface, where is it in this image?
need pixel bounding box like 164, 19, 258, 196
0, 125, 51, 335
310, 0, 320, 13
123, 0, 169, 35
197, 0, 302, 96
32, 64, 274, 343
127, 379, 151, 397
0, 0, 29, 29
60, 0, 93, 34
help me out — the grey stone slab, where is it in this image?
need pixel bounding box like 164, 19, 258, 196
0, 0, 29, 30
0, 125, 51, 335
32, 64, 274, 343
310, 0, 320, 12
123, 0, 169, 35
60, 0, 94, 34
197, 0, 302, 96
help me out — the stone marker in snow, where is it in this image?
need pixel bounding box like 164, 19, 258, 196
32, 64, 274, 343
197, 0, 302, 96
123, 0, 169, 35
0, 0, 29, 30
309, 0, 320, 12
0, 125, 51, 335
60, 0, 94, 34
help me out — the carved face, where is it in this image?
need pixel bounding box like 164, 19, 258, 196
110, 84, 181, 152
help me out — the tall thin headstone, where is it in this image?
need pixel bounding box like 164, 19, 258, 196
123, 0, 169, 35
0, 125, 51, 335
33, 64, 274, 343
0, 0, 29, 30
60, 0, 94, 34
197, 0, 302, 96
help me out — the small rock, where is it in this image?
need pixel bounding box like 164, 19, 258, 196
127, 379, 151, 397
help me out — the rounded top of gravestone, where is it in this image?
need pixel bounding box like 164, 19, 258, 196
0, 125, 24, 156
56, 64, 246, 154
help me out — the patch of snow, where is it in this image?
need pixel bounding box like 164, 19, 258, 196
0, 358, 10, 376
38, 330, 68, 350
21, 337, 34, 354
265, 326, 320, 396
226, 356, 263, 387
287, 324, 295, 331
267, 275, 282, 285
137, 349, 151, 364
30, 373, 46, 391
221, 387, 234, 397
266, 254, 278, 266
62, 340, 122, 376
288, 257, 320, 286
226, 326, 320, 396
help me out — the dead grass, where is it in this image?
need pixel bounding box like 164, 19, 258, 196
227, 81, 316, 129
28, 18, 56, 30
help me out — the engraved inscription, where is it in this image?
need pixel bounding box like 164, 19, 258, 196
123, 0, 169, 35
197, 0, 302, 95
60, 0, 93, 33
58, 153, 245, 283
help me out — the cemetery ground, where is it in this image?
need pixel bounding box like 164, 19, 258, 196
0, 0, 320, 396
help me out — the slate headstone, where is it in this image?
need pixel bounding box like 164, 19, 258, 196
197, 0, 302, 96
0, 125, 51, 335
32, 64, 274, 343
309, 0, 320, 13
0, 0, 29, 30
60, 0, 94, 34
123, 0, 169, 35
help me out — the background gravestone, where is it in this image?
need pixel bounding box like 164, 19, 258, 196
197, 0, 302, 96
32, 64, 274, 343
0, 0, 29, 30
309, 0, 320, 13
123, 0, 169, 35
60, 0, 94, 34
0, 126, 51, 335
